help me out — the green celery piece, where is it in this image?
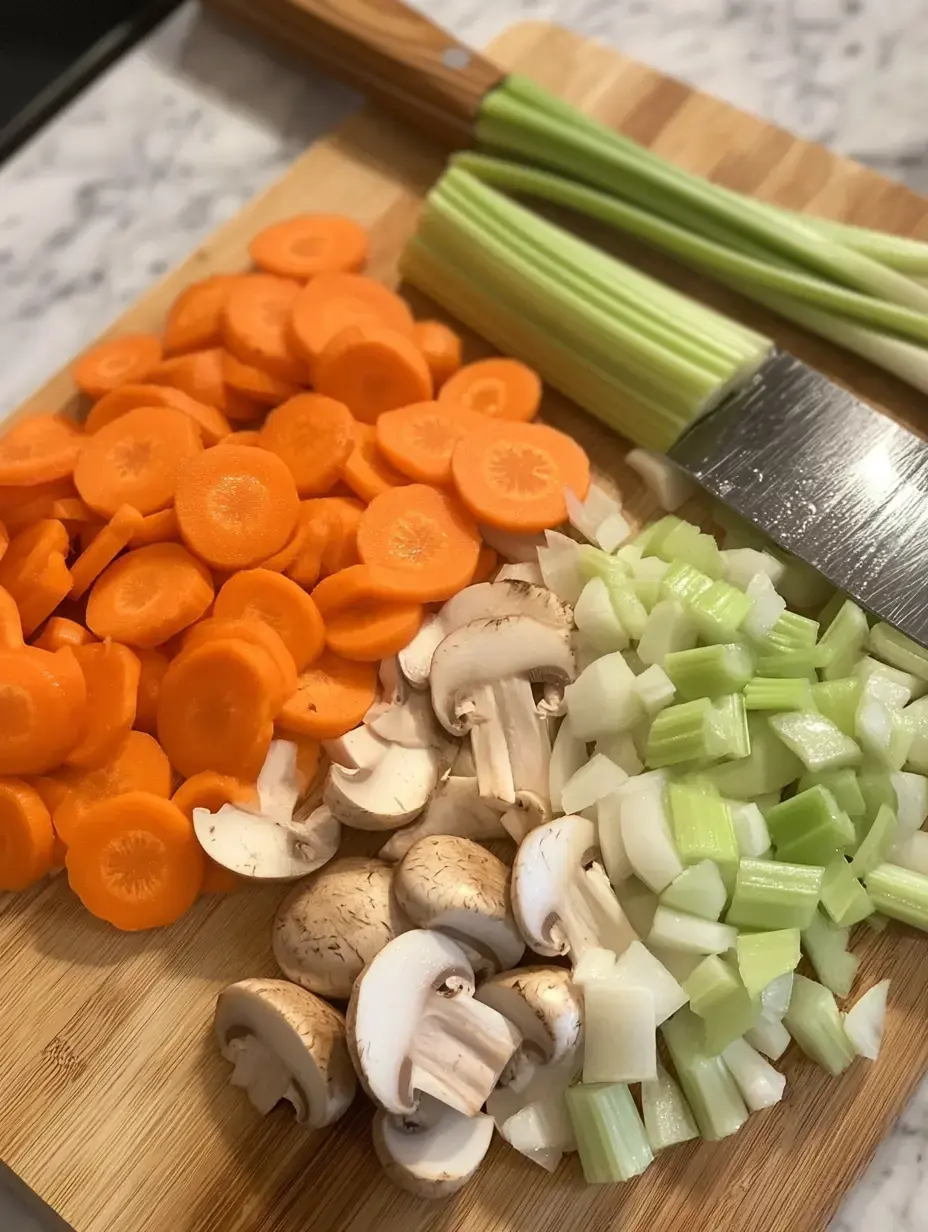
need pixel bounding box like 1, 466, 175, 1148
711, 694, 751, 760
767, 786, 855, 866
765, 610, 820, 651
726, 858, 823, 930
702, 986, 761, 1055
684, 954, 741, 1016
690, 580, 753, 644
869, 623, 928, 683
660, 560, 714, 606
660, 859, 727, 921
640, 515, 684, 557
703, 715, 803, 798
811, 678, 862, 737
849, 805, 898, 878
653, 521, 724, 579
637, 599, 699, 667
661, 1009, 749, 1140
865, 911, 890, 933
784, 974, 856, 1075
607, 580, 649, 643
769, 711, 862, 771
857, 769, 896, 822
858, 656, 928, 704
819, 858, 874, 928
801, 909, 859, 996
798, 769, 866, 819
907, 697, 928, 774
755, 645, 821, 681
565, 1083, 653, 1184
578, 544, 632, 583
865, 862, 928, 931
664, 644, 754, 700
819, 590, 848, 631
736, 929, 801, 998
743, 676, 814, 711
641, 1064, 699, 1151
818, 600, 869, 680
646, 698, 723, 768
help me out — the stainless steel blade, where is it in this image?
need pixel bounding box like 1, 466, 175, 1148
668, 351, 928, 647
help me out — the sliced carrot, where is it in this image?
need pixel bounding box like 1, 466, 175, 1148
0, 520, 7, 564
221, 351, 300, 406
33, 616, 94, 653
0, 416, 84, 486
175, 445, 300, 571
134, 648, 170, 735
439, 357, 542, 422
128, 506, 180, 548
277, 650, 377, 739
259, 513, 311, 573
163, 275, 241, 356
215, 568, 325, 671
223, 390, 266, 424
74, 407, 203, 519
0, 779, 55, 890
146, 347, 228, 410
451, 420, 591, 532
375, 401, 476, 485
85, 383, 232, 444
52, 730, 172, 845
65, 791, 204, 930
356, 483, 480, 601
0, 519, 69, 595
29, 774, 70, 817
17, 552, 72, 639
227, 429, 261, 447
341, 422, 407, 502
325, 601, 422, 662
171, 771, 257, 821
0, 587, 25, 650
414, 320, 463, 389
65, 642, 141, 769
69, 504, 145, 599
73, 335, 163, 400
0, 479, 75, 531
286, 496, 364, 587
0, 646, 87, 774
250, 214, 368, 280
310, 563, 393, 618
180, 617, 297, 713
471, 544, 499, 584
315, 324, 433, 424
86, 542, 214, 648
50, 498, 94, 524
289, 273, 415, 369
157, 639, 277, 780
223, 274, 306, 384
258, 394, 355, 497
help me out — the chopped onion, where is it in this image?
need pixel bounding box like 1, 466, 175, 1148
538, 530, 585, 604
549, 717, 587, 815
496, 561, 544, 585
500, 1092, 577, 1156
572, 947, 617, 985
583, 982, 656, 1083
741, 571, 786, 641
721, 1038, 786, 1110
611, 939, 687, 1024
891, 830, 928, 875
564, 651, 641, 739
620, 789, 683, 892
561, 753, 629, 815
648, 906, 738, 955
565, 484, 628, 550
759, 972, 794, 1023
574, 577, 629, 653
596, 790, 634, 887
721, 548, 787, 591
842, 979, 889, 1061
596, 731, 644, 776
745, 1018, 791, 1061
625, 449, 697, 512
633, 664, 676, 716
728, 800, 771, 858
597, 511, 633, 553
891, 771, 928, 838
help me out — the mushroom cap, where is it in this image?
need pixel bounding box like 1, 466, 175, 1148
214, 978, 356, 1128
378, 777, 507, 863
511, 815, 599, 957
365, 687, 457, 753
476, 967, 583, 1069
323, 724, 391, 771
430, 615, 575, 737
194, 802, 340, 881
273, 857, 411, 999
323, 744, 441, 830
372, 1095, 494, 1199
394, 835, 525, 972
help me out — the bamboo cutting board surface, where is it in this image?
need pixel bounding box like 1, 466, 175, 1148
3, 21, 928, 1232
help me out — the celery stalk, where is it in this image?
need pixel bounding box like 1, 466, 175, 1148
565, 1083, 653, 1183
704, 716, 803, 799
864, 862, 928, 931
661, 1009, 750, 1141
767, 786, 855, 866
903, 699, 928, 775
736, 930, 800, 998
660, 860, 728, 922
798, 769, 866, 820
689, 580, 754, 644
684, 955, 743, 1017
811, 678, 862, 737
726, 858, 823, 930
746, 1019, 791, 1061
645, 698, 723, 767
801, 910, 859, 996
755, 645, 821, 680
769, 712, 862, 772
869, 623, 928, 683
641, 1064, 699, 1151
710, 694, 752, 760
817, 600, 869, 680
667, 780, 739, 883
849, 805, 898, 878
743, 676, 814, 712
819, 858, 874, 928
660, 560, 714, 606
664, 644, 754, 700
684, 957, 760, 1054
636, 600, 699, 668
784, 974, 856, 1075
765, 611, 820, 651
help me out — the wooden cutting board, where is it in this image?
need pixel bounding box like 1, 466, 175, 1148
2, 21, 928, 1232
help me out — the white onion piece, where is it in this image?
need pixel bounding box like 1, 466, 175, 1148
625, 449, 696, 512
843, 980, 889, 1061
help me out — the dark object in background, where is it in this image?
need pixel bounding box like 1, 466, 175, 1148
0, 1161, 75, 1231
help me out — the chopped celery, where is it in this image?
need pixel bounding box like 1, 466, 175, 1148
607, 581, 650, 644
766, 786, 855, 866
583, 983, 656, 1083
578, 543, 631, 583
660, 560, 714, 606
641, 1063, 699, 1151
704, 716, 803, 798
745, 1019, 791, 1061
728, 800, 771, 858
755, 645, 820, 681
641, 515, 684, 557
667, 780, 738, 883
721, 1038, 786, 1111
615, 544, 644, 568
819, 858, 874, 928
864, 862, 928, 931
849, 805, 897, 878
661, 1009, 749, 1141
784, 974, 856, 1075
798, 769, 866, 819
648, 906, 738, 955
566, 1083, 653, 1183
811, 677, 862, 737
689, 579, 754, 644
611, 939, 688, 1024
817, 600, 869, 680
651, 520, 724, 579
664, 643, 754, 700
645, 698, 724, 767
843, 980, 890, 1061
573, 577, 630, 653
768, 711, 862, 771
726, 858, 823, 930
684, 955, 742, 1017
633, 557, 671, 611
633, 664, 676, 716
564, 651, 641, 739
711, 694, 751, 760
660, 860, 728, 921
765, 610, 820, 651
736, 929, 800, 998
801, 909, 859, 995
636, 599, 699, 667
869, 622, 928, 683
743, 675, 814, 712
703, 992, 760, 1056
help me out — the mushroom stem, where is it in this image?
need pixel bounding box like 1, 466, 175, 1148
225, 1036, 300, 1117
470, 684, 516, 806
497, 678, 552, 802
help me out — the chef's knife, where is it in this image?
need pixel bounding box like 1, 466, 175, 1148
202, 0, 928, 646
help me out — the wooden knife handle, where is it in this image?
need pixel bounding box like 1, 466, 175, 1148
201, 0, 505, 146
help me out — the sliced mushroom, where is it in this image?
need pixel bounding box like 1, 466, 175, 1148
378, 776, 507, 862
194, 801, 340, 881
214, 978, 356, 1127
273, 857, 411, 998
496, 561, 544, 586
365, 686, 458, 755
477, 967, 583, 1093
393, 835, 525, 974
478, 524, 547, 563
254, 739, 303, 816
372, 1095, 494, 1199
324, 743, 441, 830
323, 724, 391, 771
347, 929, 521, 1117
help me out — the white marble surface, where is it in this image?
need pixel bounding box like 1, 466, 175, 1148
1, 0, 927, 1225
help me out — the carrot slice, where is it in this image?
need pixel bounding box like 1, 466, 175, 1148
86, 542, 214, 648
227, 429, 261, 447
341, 422, 407, 502
85, 384, 231, 444
147, 347, 231, 411
215, 568, 325, 671
0, 587, 25, 650
74, 406, 204, 519
0, 520, 69, 601
289, 273, 415, 369
17, 552, 72, 639
128, 506, 180, 548
221, 351, 300, 406
325, 601, 422, 662
33, 616, 94, 653
163, 275, 241, 356
223, 390, 266, 424
277, 650, 377, 740
310, 563, 394, 618
451, 421, 591, 532
250, 214, 368, 280
134, 648, 170, 735
29, 774, 70, 817
52, 730, 172, 845
0, 647, 88, 774
171, 771, 257, 821
315, 324, 433, 424
439, 357, 542, 422
0, 779, 55, 890
51, 498, 94, 524
157, 639, 277, 779
65, 792, 204, 930
0, 416, 84, 486
259, 512, 312, 574
69, 504, 145, 599
375, 401, 476, 485
223, 275, 306, 384
73, 335, 163, 399
64, 642, 141, 769
258, 394, 355, 497
471, 544, 499, 584
414, 320, 463, 389
356, 483, 480, 601
180, 617, 297, 712
286, 496, 364, 587
0, 479, 76, 533
175, 445, 299, 571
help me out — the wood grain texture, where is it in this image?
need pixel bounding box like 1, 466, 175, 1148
2, 21, 928, 1232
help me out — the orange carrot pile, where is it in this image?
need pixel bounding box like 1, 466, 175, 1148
0, 209, 591, 931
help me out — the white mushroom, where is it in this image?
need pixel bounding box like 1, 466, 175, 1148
477, 524, 547, 563
194, 800, 340, 881
495, 561, 544, 585
378, 776, 507, 862
214, 978, 356, 1127
477, 967, 583, 1095
365, 685, 458, 755
323, 743, 441, 830
393, 835, 525, 974
273, 857, 411, 999
372, 1095, 494, 1199
511, 815, 637, 962
323, 724, 391, 771
347, 929, 521, 1117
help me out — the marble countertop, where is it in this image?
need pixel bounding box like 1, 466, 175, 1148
0, 0, 927, 1226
